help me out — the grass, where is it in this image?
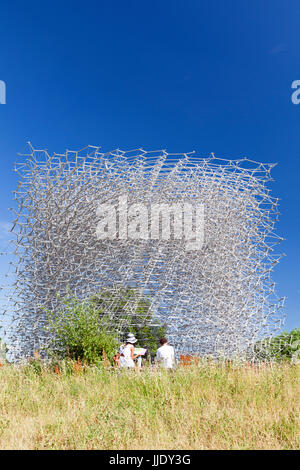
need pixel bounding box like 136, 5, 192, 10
0, 361, 299, 450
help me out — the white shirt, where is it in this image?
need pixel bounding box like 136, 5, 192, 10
156, 344, 175, 369
119, 344, 135, 368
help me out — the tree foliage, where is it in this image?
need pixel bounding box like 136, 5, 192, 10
45, 295, 119, 364
254, 328, 300, 361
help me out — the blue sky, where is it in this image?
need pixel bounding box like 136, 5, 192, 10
0, 0, 299, 330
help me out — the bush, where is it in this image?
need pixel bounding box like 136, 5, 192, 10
44, 294, 119, 364
254, 328, 300, 361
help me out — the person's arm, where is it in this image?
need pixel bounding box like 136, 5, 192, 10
130, 345, 142, 360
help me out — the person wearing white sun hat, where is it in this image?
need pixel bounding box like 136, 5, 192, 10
119, 333, 142, 368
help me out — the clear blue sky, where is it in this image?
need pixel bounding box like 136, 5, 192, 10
0, 0, 299, 330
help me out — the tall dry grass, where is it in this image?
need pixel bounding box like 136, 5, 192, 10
0, 361, 299, 449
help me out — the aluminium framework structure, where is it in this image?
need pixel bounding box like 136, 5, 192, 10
0, 144, 285, 359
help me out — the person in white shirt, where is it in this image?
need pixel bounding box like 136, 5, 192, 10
119, 333, 142, 368
156, 337, 175, 369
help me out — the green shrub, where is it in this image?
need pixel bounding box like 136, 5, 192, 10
44, 294, 119, 364
254, 328, 300, 361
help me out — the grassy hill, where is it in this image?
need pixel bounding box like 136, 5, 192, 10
0, 361, 299, 450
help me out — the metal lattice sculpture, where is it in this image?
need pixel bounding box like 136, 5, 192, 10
1, 144, 285, 359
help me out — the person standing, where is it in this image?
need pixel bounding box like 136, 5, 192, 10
156, 337, 175, 369
119, 333, 142, 368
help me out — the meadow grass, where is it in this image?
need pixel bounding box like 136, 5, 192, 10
0, 361, 298, 450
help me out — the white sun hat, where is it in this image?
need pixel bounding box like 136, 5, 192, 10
126, 333, 138, 344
